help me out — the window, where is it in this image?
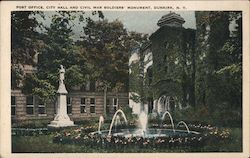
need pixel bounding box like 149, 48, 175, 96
148, 98, 153, 114
106, 98, 110, 114
67, 97, 72, 114
80, 98, 86, 113
11, 96, 16, 116
38, 98, 46, 116
90, 98, 95, 113
113, 98, 118, 106
90, 98, 95, 104
26, 96, 34, 115
113, 98, 118, 112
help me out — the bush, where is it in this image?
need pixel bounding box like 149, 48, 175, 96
210, 106, 242, 127
170, 105, 241, 128
12, 119, 50, 128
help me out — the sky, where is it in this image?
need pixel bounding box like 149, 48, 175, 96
34, 11, 196, 64
38, 11, 196, 39
101, 11, 196, 35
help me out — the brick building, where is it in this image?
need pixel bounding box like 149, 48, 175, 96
11, 64, 129, 125
11, 89, 128, 125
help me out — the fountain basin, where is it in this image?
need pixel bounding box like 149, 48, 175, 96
90, 128, 200, 138
52, 124, 231, 151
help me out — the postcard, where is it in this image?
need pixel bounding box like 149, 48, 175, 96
0, 1, 249, 158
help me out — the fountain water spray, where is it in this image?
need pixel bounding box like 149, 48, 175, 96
108, 109, 128, 136
176, 121, 190, 133
114, 115, 122, 132
138, 111, 148, 136
162, 111, 175, 132
92, 109, 200, 139
98, 116, 104, 134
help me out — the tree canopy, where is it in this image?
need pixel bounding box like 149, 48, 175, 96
11, 11, 148, 104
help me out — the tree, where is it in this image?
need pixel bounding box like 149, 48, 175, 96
195, 11, 242, 125
23, 11, 101, 101
195, 11, 230, 108
215, 12, 242, 109
11, 11, 44, 89
80, 19, 129, 116
80, 19, 150, 116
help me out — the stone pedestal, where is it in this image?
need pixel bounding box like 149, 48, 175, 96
48, 65, 74, 128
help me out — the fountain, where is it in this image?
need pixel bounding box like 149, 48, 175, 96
98, 116, 104, 134
53, 108, 229, 151
53, 107, 228, 151
108, 109, 128, 135
176, 121, 190, 133
161, 111, 175, 132
138, 111, 148, 135
91, 109, 199, 139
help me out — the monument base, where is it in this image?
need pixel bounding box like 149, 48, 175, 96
48, 114, 75, 128
48, 120, 75, 128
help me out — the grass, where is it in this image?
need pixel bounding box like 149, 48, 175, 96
198, 128, 242, 152
12, 135, 93, 153
12, 127, 242, 153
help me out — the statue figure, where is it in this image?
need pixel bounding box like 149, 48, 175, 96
59, 65, 65, 83
56, 65, 67, 94
48, 64, 74, 128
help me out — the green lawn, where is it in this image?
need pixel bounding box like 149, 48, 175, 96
12, 128, 242, 153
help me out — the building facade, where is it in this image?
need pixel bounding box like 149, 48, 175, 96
149, 12, 196, 113
129, 12, 196, 115
11, 89, 128, 125
11, 63, 129, 126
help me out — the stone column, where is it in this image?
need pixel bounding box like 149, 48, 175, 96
48, 65, 74, 128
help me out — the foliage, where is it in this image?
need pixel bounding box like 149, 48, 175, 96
81, 19, 130, 91
195, 11, 242, 110
23, 74, 56, 101
18, 12, 102, 99
171, 105, 241, 128
120, 106, 137, 123
129, 41, 152, 105
12, 128, 51, 136
80, 18, 149, 115
11, 11, 45, 89
11, 64, 25, 88
11, 11, 44, 65
150, 26, 196, 108
36, 12, 84, 91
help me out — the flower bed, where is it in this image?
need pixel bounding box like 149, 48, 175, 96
52, 123, 231, 150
